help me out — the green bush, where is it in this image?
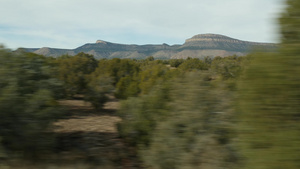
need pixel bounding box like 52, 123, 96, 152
211, 56, 245, 80
178, 58, 209, 71
169, 59, 184, 68
0, 48, 63, 158
94, 58, 140, 86
85, 74, 114, 110
117, 83, 171, 147
237, 51, 300, 169
115, 75, 140, 99
236, 0, 300, 168
55, 52, 98, 97
142, 72, 237, 169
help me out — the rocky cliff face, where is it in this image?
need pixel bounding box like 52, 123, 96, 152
20, 34, 277, 59
182, 34, 276, 51
185, 34, 242, 44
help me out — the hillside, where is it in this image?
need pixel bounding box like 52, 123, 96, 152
19, 34, 277, 59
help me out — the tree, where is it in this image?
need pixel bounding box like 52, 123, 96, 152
142, 72, 237, 169
211, 55, 246, 80
169, 59, 184, 68
93, 58, 140, 86
55, 52, 98, 97
178, 58, 209, 71
146, 56, 155, 62
138, 63, 170, 95
0, 48, 63, 158
236, 0, 300, 168
85, 74, 114, 110
115, 76, 140, 99
117, 84, 171, 147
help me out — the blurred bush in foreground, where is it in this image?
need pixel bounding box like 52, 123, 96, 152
0, 48, 63, 158
141, 72, 238, 169
236, 0, 300, 168
118, 71, 239, 169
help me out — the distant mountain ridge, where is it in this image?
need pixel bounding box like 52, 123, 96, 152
20, 34, 277, 59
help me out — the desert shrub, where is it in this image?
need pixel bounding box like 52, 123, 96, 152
237, 51, 300, 169
116, 60, 179, 99
90, 58, 140, 100
55, 52, 98, 97
95, 58, 140, 86
138, 63, 171, 95
115, 75, 140, 99
236, 0, 300, 168
85, 74, 114, 110
141, 72, 238, 169
178, 58, 209, 71
211, 55, 246, 80
0, 48, 63, 158
117, 83, 171, 147
169, 59, 184, 68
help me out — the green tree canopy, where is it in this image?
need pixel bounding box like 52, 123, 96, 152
0, 48, 63, 158
55, 52, 98, 97
236, 0, 300, 168
178, 58, 209, 71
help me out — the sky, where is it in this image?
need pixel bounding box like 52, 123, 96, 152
0, 0, 284, 50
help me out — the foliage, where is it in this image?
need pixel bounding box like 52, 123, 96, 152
211, 55, 245, 80
138, 63, 171, 95
55, 52, 98, 97
117, 84, 171, 147
141, 72, 238, 169
115, 60, 175, 99
279, 0, 300, 45
94, 58, 140, 86
178, 58, 209, 71
85, 74, 114, 110
146, 56, 155, 62
237, 52, 300, 169
0, 48, 63, 158
169, 59, 184, 68
115, 75, 140, 99
236, 0, 300, 168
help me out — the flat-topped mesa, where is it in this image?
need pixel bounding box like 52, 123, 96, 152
184, 33, 275, 46
185, 34, 242, 44
96, 40, 108, 44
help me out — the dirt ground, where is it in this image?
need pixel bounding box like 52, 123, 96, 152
55, 98, 121, 133
50, 96, 140, 169
1, 96, 141, 169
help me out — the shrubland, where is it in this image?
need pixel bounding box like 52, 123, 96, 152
0, 48, 64, 158
1, 1, 299, 168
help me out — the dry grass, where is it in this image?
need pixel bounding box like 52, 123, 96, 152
2, 96, 140, 169
54, 115, 121, 133
55, 96, 121, 133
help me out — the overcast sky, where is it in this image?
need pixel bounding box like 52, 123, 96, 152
0, 0, 284, 49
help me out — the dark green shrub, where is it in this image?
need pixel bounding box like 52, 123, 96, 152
85, 74, 114, 110
178, 58, 209, 71
0, 48, 63, 158
169, 59, 184, 68
142, 72, 237, 169
55, 52, 98, 97
117, 84, 171, 147
236, 0, 300, 168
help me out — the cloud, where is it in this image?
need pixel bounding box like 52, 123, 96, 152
0, 0, 284, 49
